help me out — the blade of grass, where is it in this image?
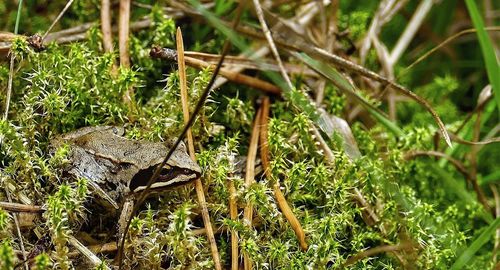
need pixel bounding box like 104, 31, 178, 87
479, 170, 500, 186
450, 217, 500, 270
465, 0, 500, 118
188, 0, 247, 50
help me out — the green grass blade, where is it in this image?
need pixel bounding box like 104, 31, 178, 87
14, 0, 24, 35
465, 0, 500, 117
479, 170, 500, 186
294, 52, 404, 138
188, 0, 247, 50
450, 217, 500, 270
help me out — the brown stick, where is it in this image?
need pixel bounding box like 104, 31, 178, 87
243, 107, 263, 270
0, 202, 43, 213
118, 0, 131, 68
150, 47, 281, 95
176, 28, 222, 270
118, 0, 136, 113
259, 97, 308, 251
100, 0, 114, 53
229, 180, 239, 270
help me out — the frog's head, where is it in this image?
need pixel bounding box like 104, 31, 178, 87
129, 141, 201, 193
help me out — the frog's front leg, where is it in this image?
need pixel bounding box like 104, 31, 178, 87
117, 196, 134, 248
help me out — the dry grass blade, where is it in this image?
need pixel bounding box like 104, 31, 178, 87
176, 28, 222, 270
177, 29, 195, 158
243, 106, 262, 270
259, 97, 308, 251
229, 178, 238, 270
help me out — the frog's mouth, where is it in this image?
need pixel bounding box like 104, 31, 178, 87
129, 165, 197, 192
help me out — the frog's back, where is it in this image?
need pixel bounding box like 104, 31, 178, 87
74, 131, 167, 168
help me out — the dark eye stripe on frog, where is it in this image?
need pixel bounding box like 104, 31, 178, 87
128, 166, 196, 191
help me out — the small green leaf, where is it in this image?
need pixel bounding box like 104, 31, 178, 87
465, 0, 500, 117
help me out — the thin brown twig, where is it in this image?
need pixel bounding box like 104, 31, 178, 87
449, 133, 500, 145
150, 47, 281, 95
402, 26, 500, 76
343, 242, 416, 267
251, 0, 293, 91
0, 202, 43, 213
243, 106, 262, 270
176, 28, 222, 270
259, 97, 308, 251
42, 0, 76, 40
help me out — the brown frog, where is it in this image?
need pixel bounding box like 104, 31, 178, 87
51, 126, 201, 207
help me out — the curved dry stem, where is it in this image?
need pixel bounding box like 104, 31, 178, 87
343, 242, 416, 267
259, 97, 308, 251
402, 26, 500, 75
449, 133, 500, 146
